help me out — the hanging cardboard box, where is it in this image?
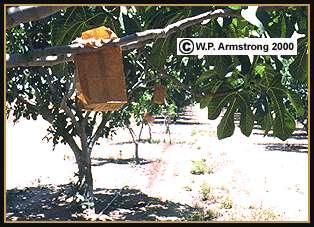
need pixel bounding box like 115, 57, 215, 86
73, 26, 127, 111
153, 85, 166, 104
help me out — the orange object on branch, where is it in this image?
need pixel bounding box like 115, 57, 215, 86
143, 112, 155, 123
153, 85, 166, 104
74, 26, 127, 112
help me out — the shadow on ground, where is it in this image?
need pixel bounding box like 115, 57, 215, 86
255, 143, 308, 153
253, 130, 308, 140
92, 158, 152, 166
6, 184, 199, 221
154, 121, 207, 125
252, 126, 308, 153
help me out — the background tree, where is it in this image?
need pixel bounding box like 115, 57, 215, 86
5, 5, 308, 214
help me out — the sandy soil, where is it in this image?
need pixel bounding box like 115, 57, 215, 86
5, 104, 309, 222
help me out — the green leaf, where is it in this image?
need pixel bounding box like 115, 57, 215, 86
255, 64, 266, 77
284, 16, 297, 38
199, 96, 211, 109
217, 96, 238, 139
215, 56, 233, 76
271, 56, 283, 71
211, 80, 224, 94
207, 92, 234, 120
51, 8, 90, 45
207, 99, 223, 120
268, 88, 296, 140
223, 17, 233, 27
289, 37, 308, 82
260, 112, 273, 135
238, 93, 254, 137
228, 6, 242, 10
258, 64, 279, 87
238, 56, 251, 75
205, 55, 232, 77
280, 16, 286, 38
199, 80, 223, 109
256, 8, 271, 30
150, 38, 169, 69
144, 6, 154, 12
273, 110, 295, 140
286, 90, 305, 117
196, 70, 217, 85
122, 13, 141, 34
296, 9, 307, 34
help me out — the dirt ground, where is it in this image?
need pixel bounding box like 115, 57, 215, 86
5, 104, 309, 222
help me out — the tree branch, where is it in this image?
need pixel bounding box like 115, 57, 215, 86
6, 6, 289, 68
6, 8, 241, 68
88, 113, 110, 148
80, 111, 91, 153
6, 54, 73, 68
15, 94, 81, 156
61, 131, 82, 157
6, 6, 69, 29
127, 126, 137, 145
60, 71, 82, 135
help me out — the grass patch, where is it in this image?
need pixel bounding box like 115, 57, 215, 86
229, 207, 279, 221
220, 197, 233, 209
150, 138, 161, 144
200, 182, 211, 201
191, 159, 207, 175
251, 208, 279, 221
187, 208, 218, 221
191, 159, 213, 175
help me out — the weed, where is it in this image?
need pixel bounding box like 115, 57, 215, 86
207, 165, 214, 174
150, 139, 161, 144
191, 128, 198, 136
183, 185, 192, 192
200, 181, 211, 201
187, 208, 218, 221
220, 197, 233, 209
191, 159, 208, 175
229, 207, 279, 221
251, 208, 279, 221
174, 140, 186, 144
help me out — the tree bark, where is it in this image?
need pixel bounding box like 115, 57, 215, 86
6, 6, 69, 29
6, 6, 290, 68
148, 124, 152, 142
128, 126, 140, 164
74, 146, 94, 212
134, 143, 139, 164
6, 8, 241, 68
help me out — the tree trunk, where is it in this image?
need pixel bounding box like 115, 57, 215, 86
127, 127, 140, 164
134, 143, 139, 164
75, 147, 94, 213
148, 124, 152, 142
